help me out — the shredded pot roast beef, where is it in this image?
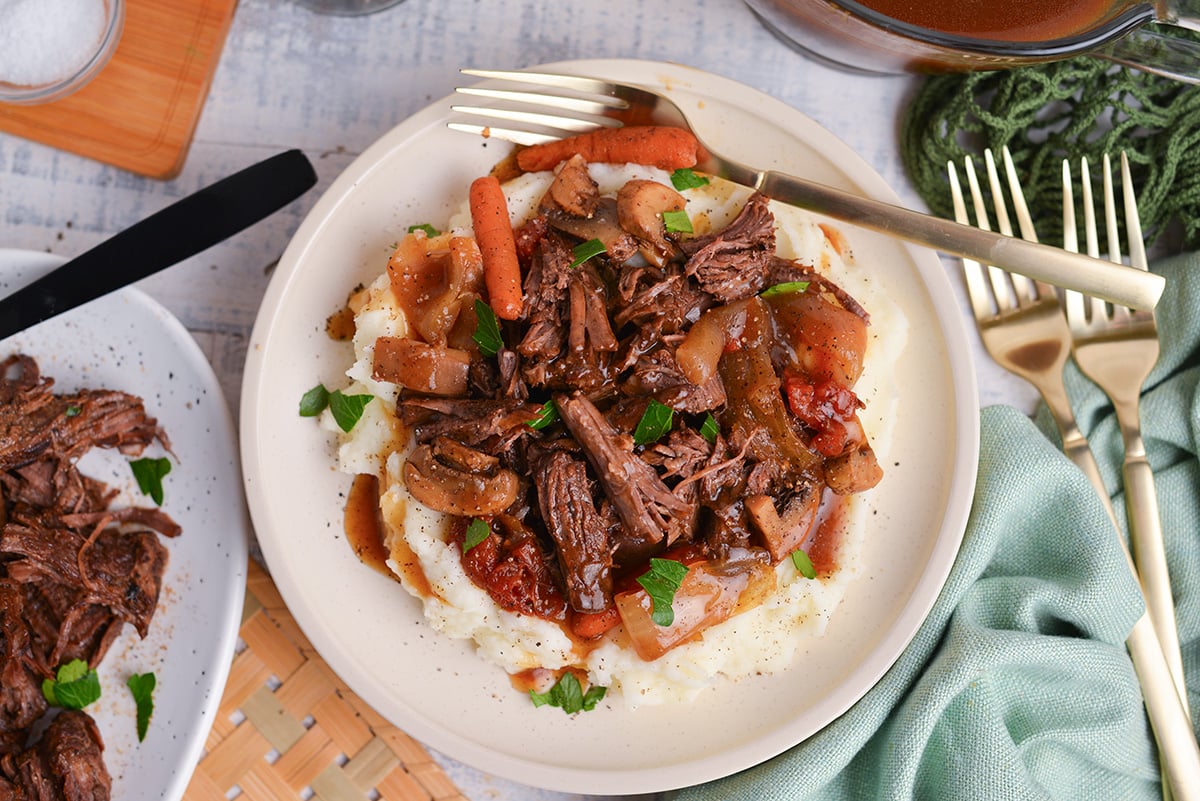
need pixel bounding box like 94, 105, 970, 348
382, 168, 883, 651
0, 355, 177, 800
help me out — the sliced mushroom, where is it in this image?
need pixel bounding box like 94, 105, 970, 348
745, 483, 821, 564
543, 154, 599, 218
546, 198, 638, 263
616, 179, 686, 266
824, 443, 883, 495
403, 437, 521, 516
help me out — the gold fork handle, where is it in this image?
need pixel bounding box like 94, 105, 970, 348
1060, 429, 1122, 528
1128, 612, 1200, 801
751, 170, 1164, 310
1041, 384, 1198, 798
1042, 386, 1124, 529
1121, 428, 1189, 711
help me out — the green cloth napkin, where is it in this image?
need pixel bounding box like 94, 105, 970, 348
673, 252, 1200, 801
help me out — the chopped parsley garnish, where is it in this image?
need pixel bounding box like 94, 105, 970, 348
633, 399, 674, 446
791, 549, 817, 579
299, 383, 330, 417
328, 390, 373, 432
699, 412, 720, 443
760, 280, 811, 299
130, 457, 171, 506
299, 383, 371, 432
637, 558, 689, 626
472, 298, 505, 357
670, 168, 710, 191
662, 209, 693, 234
570, 238, 606, 268
42, 659, 101, 710
526, 400, 560, 431
463, 518, 491, 552
407, 223, 440, 236
64, 404, 82, 418
126, 672, 156, 742
530, 672, 606, 714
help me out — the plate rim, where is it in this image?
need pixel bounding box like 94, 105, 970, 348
240, 57, 980, 794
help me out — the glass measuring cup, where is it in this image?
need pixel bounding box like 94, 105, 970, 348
744, 0, 1200, 83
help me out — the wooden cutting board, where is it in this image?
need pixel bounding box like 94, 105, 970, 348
0, 0, 239, 179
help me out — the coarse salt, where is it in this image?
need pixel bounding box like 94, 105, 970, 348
0, 0, 107, 87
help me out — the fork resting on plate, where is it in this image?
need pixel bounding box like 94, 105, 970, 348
448, 68, 1163, 311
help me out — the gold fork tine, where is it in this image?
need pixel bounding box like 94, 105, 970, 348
963, 154, 1019, 312
1123, 153, 1148, 270
947, 162, 994, 320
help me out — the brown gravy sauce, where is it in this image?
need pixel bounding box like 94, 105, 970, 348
344, 473, 436, 597
343, 475, 853, 668
853, 0, 1121, 42
344, 473, 391, 576
807, 489, 848, 577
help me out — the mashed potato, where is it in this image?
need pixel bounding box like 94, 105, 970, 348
333, 164, 908, 708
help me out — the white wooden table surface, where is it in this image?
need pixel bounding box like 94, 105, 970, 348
0, 1, 1035, 798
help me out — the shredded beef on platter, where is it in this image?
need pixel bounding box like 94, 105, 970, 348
0, 355, 178, 798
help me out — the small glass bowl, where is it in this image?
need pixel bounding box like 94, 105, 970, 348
293, 0, 407, 16
0, 0, 125, 106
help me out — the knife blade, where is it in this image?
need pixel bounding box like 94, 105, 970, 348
0, 148, 318, 340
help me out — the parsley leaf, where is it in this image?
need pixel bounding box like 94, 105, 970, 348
130, 457, 171, 506
570, 238, 606, 268
662, 209, 693, 234
407, 223, 440, 236
64, 404, 82, 418
699, 412, 720, 444
126, 672, 156, 742
530, 672, 607, 714
637, 558, 689, 626
463, 518, 491, 552
791, 549, 817, 579
633, 399, 674, 446
328, 390, 373, 432
42, 659, 101, 710
299, 383, 330, 417
760, 281, 811, 299
526, 400, 560, 431
670, 168, 710, 191
472, 298, 505, 357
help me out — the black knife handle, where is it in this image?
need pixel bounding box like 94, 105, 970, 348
0, 148, 318, 339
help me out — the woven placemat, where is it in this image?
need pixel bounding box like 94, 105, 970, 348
182, 560, 469, 801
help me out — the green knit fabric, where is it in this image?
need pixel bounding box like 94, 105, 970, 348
900, 27, 1200, 252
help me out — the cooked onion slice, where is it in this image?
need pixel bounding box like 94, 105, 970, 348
372, 336, 470, 397
616, 555, 775, 661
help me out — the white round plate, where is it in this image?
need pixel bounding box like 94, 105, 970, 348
241, 59, 979, 794
0, 250, 248, 801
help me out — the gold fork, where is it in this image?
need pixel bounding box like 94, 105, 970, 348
950, 149, 1200, 801
448, 67, 1162, 309
1061, 153, 1189, 715
948, 149, 1118, 526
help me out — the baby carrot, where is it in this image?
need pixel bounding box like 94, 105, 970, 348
570, 607, 622, 640
468, 175, 523, 321
517, 126, 700, 172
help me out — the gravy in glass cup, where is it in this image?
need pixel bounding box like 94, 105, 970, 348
854, 0, 1124, 41
744, 0, 1200, 82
